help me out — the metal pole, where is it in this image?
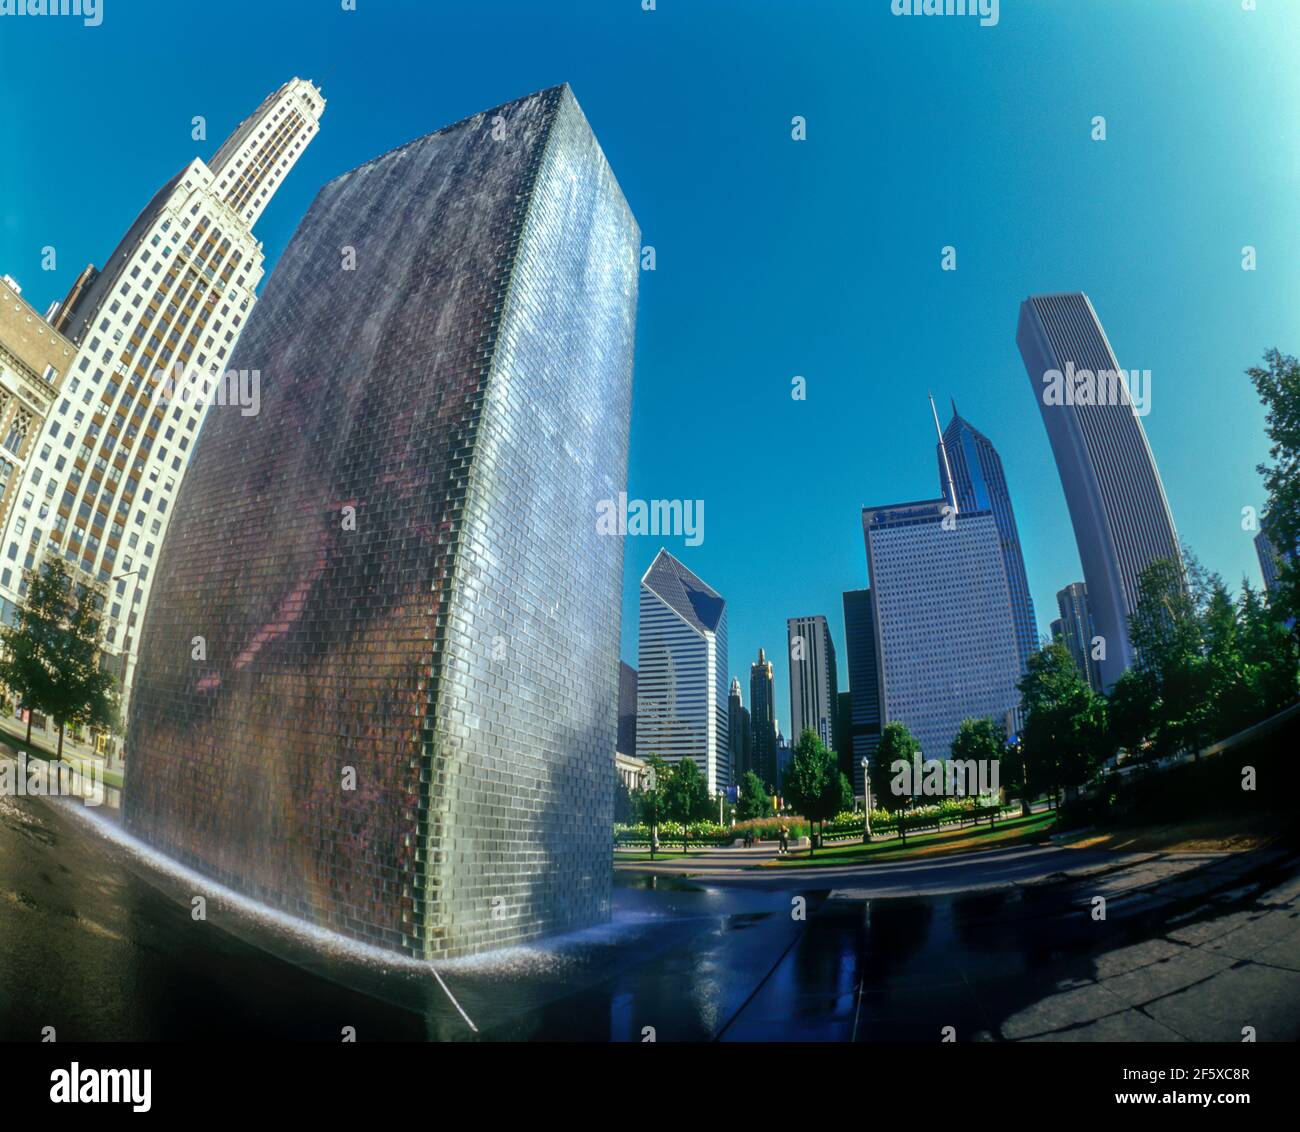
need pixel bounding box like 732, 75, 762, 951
861, 757, 872, 843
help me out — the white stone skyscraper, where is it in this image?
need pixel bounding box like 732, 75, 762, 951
0, 78, 324, 707
638, 548, 730, 792
1016, 292, 1182, 690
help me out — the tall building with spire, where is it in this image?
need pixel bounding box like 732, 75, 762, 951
638, 549, 730, 792
1017, 292, 1182, 689
860, 400, 1023, 761
0, 78, 325, 712
937, 396, 1038, 676
749, 646, 777, 788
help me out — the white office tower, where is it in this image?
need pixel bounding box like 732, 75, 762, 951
1016, 292, 1182, 689
637, 548, 730, 793
786, 614, 838, 751
0, 79, 324, 708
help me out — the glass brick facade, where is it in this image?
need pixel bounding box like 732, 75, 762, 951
124, 85, 640, 959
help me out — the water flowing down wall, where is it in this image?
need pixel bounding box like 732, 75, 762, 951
125, 85, 640, 959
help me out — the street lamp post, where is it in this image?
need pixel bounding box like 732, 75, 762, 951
861, 756, 872, 844
643, 765, 658, 861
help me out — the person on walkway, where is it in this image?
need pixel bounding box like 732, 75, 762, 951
778, 823, 789, 856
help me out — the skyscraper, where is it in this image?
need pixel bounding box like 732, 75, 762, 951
728, 677, 752, 781
863, 497, 1021, 761
1055, 581, 1103, 692
1017, 292, 1182, 689
0, 275, 75, 617
938, 398, 1038, 675
618, 661, 638, 757
787, 614, 838, 755
841, 587, 881, 796
749, 647, 777, 788
0, 78, 325, 711
1256, 528, 1283, 595
638, 548, 730, 792
126, 85, 640, 959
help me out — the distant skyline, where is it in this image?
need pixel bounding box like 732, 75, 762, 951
2, 1, 1296, 732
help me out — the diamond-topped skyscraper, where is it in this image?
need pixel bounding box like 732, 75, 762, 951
938, 399, 1038, 676
126, 85, 640, 959
1017, 293, 1182, 689
638, 549, 730, 792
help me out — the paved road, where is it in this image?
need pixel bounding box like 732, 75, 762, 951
3, 785, 1297, 1041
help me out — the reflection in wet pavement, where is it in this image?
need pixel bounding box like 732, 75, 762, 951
1, 787, 1296, 1041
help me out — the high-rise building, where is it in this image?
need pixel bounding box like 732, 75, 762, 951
836, 690, 853, 782
638, 548, 730, 793
1016, 292, 1182, 689
618, 661, 638, 757
863, 496, 1021, 762
1055, 581, 1102, 692
1256, 528, 1283, 595
1049, 618, 1065, 642
728, 677, 752, 781
749, 646, 777, 788
787, 614, 838, 757
0, 79, 325, 711
841, 587, 881, 796
0, 275, 76, 627
938, 398, 1038, 675
126, 85, 640, 959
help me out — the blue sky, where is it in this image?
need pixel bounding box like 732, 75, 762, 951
2, 0, 1297, 733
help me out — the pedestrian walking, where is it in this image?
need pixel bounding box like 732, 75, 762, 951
778, 822, 789, 856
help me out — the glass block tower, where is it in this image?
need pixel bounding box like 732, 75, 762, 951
125, 85, 640, 959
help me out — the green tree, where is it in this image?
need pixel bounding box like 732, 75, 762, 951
872, 721, 919, 843
949, 717, 1004, 825
1018, 642, 1108, 804
0, 556, 119, 761
736, 769, 774, 821
1128, 557, 1214, 756
0, 558, 65, 745
664, 757, 709, 852
1237, 579, 1299, 720
634, 753, 670, 859
836, 770, 854, 814
780, 729, 840, 856
1248, 349, 1300, 634
1000, 737, 1034, 817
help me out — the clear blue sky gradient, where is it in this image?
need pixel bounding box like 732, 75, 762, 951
2, 1, 1297, 733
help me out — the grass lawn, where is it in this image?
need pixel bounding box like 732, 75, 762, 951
763, 811, 1057, 868
614, 848, 710, 861
0, 733, 124, 790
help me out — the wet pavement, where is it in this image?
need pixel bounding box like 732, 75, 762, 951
1, 784, 1298, 1041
